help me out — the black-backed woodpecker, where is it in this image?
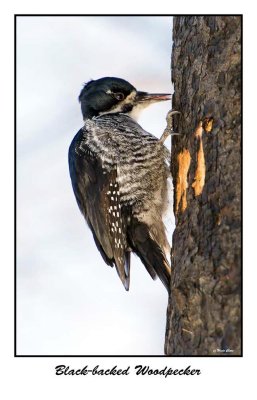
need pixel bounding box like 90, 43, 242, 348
69, 77, 172, 292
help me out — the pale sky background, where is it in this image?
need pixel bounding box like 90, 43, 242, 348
16, 15, 174, 355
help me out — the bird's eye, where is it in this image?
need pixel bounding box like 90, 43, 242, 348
114, 92, 125, 101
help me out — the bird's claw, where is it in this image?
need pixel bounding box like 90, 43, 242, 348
159, 110, 182, 143
166, 110, 180, 124
160, 110, 182, 142
167, 110, 181, 116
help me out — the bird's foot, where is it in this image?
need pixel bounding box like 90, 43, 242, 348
159, 110, 181, 143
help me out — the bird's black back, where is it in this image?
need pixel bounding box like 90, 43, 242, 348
69, 113, 171, 292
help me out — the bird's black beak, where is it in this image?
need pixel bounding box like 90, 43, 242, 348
136, 91, 171, 104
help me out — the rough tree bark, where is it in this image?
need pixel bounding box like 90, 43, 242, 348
165, 16, 241, 356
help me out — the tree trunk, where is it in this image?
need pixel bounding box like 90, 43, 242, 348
165, 16, 241, 356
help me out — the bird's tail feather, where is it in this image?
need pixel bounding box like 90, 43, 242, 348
128, 221, 171, 292
113, 251, 131, 291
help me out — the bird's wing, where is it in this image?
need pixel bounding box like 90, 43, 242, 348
68, 128, 130, 290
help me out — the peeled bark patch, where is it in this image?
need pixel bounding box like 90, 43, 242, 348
192, 124, 205, 196
175, 149, 191, 213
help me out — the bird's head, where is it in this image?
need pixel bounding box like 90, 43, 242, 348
79, 77, 171, 120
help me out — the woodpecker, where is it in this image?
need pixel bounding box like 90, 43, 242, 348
69, 77, 172, 292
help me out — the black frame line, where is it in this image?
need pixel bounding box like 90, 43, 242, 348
14, 13, 243, 358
